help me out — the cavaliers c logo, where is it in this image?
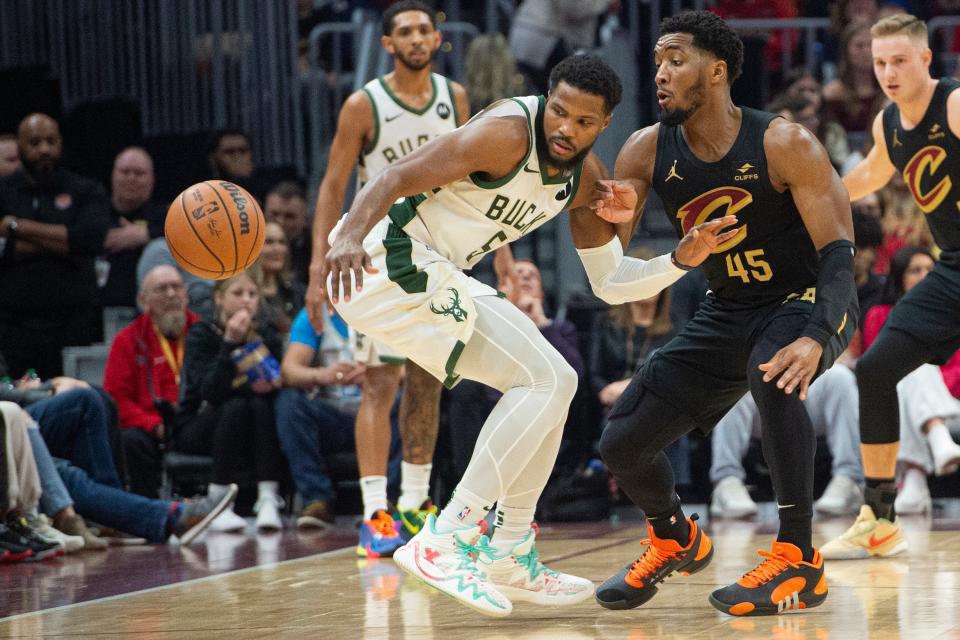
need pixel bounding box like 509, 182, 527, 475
676, 186, 751, 253
903, 145, 952, 214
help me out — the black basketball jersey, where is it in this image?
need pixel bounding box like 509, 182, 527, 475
652, 108, 818, 308
882, 78, 960, 253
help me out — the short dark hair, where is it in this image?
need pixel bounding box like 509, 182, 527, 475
660, 10, 743, 85
765, 93, 810, 118
548, 54, 623, 114
266, 180, 305, 202
382, 1, 437, 36
204, 128, 250, 157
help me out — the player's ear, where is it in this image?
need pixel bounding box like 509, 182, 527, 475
712, 59, 727, 85
921, 46, 933, 67
432, 25, 442, 49
600, 113, 612, 132
381, 35, 395, 55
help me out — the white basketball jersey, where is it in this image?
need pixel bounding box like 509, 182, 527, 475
358, 73, 459, 187
388, 95, 582, 268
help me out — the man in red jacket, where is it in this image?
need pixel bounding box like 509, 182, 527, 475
104, 265, 200, 497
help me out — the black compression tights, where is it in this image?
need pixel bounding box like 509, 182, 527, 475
857, 327, 942, 445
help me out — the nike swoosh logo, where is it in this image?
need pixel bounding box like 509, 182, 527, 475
385, 113, 403, 122
869, 530, 898, 547
522, 163, 539, 174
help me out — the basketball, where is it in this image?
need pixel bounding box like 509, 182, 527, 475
164, 180, 265, 280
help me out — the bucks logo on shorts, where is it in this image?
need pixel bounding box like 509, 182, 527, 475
430, 287, 467, 322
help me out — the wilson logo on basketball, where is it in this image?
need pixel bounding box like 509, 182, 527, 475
219, 181, 251, 235
676, 186, 751, 253
903, 145, 952, 214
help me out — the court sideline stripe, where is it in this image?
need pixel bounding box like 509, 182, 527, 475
0, 545, 355, 623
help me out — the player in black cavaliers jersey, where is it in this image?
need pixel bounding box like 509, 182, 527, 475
821, 14, 960, 561
588, 11, 858, 616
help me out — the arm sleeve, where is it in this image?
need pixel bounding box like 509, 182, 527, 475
67, 180, 111, 256
801, 239, 859, 346
576, 236, 687, 306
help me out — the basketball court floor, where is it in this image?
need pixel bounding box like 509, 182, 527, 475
2, 503, 959, 639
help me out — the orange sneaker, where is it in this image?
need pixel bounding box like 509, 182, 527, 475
595, 514, 713, 610
709, 542, 828, 616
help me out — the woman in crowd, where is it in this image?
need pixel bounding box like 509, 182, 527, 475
254, 221, 305, 339
176, 271, 286, 531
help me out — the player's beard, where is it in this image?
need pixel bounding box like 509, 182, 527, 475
396, 47, 434, 72
547, 143, 591, 171
659, 78, 706, 127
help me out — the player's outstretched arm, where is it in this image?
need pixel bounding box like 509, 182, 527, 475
324, 116, 528, 303
569, 136, 739, 305
306, 91, 372, 331
762, 120, 858, 400
843, 112, 896, 202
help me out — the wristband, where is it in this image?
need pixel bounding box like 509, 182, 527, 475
670, 250, 695, 271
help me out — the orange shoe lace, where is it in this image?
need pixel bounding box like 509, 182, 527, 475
627, 539, 679, 583
368, 511, 398, 537
739, 549, 799, 587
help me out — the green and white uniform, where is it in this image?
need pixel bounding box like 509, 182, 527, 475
350, 73, 460, 364
331, 95, 581, 385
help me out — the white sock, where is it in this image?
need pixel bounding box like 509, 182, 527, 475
437, 486, 493, 533
257, 480, 279, 504
360, 475, 389, 518
398, 462, 432, 511
926, 421, 957, 451
491, 503, 535, 554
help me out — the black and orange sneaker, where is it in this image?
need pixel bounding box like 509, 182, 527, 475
709, 541, 828, 616
596, 514, 713, 610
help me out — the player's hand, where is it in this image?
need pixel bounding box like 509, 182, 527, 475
588, 180, 637, 224
305, 262, 329, 334
224, 309, 252, 342
323, 236, 378, 304
758, 337, 823, 400
673, 215, 740, 267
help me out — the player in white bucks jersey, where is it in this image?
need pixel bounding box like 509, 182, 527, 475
822, 14, 960, 561
307, 1, 470, 557
323, 54, 739, 616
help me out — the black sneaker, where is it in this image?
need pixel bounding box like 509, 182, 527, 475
596, 514, 713, 610
172, 483, 239, 545
0, 525, 33, 563
709, 542, 827, 616
4, 514, 61, 561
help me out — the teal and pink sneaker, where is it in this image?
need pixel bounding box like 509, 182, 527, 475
395, 500, 438, 543
392, 513, 512, 617
357, 510, 405, 558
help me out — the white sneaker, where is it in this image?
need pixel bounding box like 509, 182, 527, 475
814, 475, 863, 516
933, 438, 960, 476
29, 514, 84, 553
820, 505, 907, 560
208, 508, 247, 533
709, 476, 758, 519
254, 495, 284, 530
393, 514, 512, 618
894, 471, 932, 515
479, 525, 594, 606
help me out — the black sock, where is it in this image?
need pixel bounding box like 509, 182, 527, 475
865, 478, 897, 521
777, 508, 813, 561
647, 496, 690, 545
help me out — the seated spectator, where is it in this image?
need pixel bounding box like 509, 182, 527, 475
0, 402, 62, 560
253, 221, 306, 339
103, 265, 201, 498
0, 134, 21, 177
780, 68, 851, 171
277, 305, 368, 528
12, 395, 237, 546
137, 237, 214, 320
859, 248, 960, 514
874, 172, 935, 275
823, 21, 886, 133
204, 129, 301, 204
0, 113, 110, 378
709, 365, 864, 518
264, 181, 311, 285
176, 271, 286, 531
100, 147, 166, 309
852, 207, 886, 320
588, 247, 690, 488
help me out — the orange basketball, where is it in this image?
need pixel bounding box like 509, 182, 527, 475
165, 180, 265, 280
